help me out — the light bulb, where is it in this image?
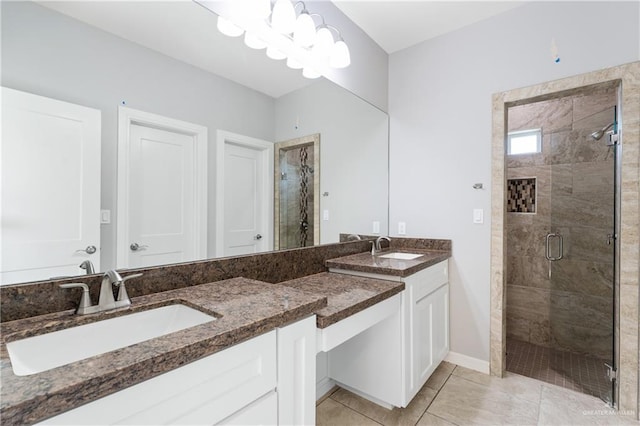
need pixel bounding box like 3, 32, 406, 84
244, 32, 267, 49
313, 26, 334, 59
266, 46, 287, 60
329, 40, 350, 68
286, 57, 303, 69
293, 12, 316, 47
302, 67, 321, 79
271, 0, 296, 34
254, 0, 272, 19
217, 16, 243, 38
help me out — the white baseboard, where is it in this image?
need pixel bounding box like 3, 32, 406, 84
316, 377, 337, 401
445, 351, 490, 374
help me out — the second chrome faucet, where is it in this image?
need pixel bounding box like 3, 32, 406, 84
371, 236, 391, 255
60, 270, 142, 315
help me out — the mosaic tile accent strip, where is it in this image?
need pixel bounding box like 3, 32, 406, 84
507, 178, 536, 213
506, 339, 611, 401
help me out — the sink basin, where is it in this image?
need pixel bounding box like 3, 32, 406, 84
6, 304, 216, 376
378, 252, 424, 260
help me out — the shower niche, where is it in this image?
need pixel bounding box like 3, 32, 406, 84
274, 134, 320, 250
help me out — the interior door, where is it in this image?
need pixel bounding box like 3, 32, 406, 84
126, 124, 196, 268
1, 87, 101, 284
223, 142, 266, 256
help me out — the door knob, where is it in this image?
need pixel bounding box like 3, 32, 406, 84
254, 234, 263, 240
76, 245, 97, 254
130, 242, 149, 251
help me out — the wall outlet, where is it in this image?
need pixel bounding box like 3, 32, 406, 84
398, 221, 406, 235
323, 210, 329, 221
372, 221, 380, 234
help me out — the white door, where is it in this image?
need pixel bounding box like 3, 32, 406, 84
216, 131, 273, 258
224, 143, 265, 256
125, 124, 195, 268
1, 87, 101, 284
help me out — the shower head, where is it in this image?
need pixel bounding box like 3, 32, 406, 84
590, 122, 615, 140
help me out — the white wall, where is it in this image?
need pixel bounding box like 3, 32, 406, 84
389, 1, 640, 362
305, 0, 389, 112
1, 1, 275, 270
275, 79, 389, 242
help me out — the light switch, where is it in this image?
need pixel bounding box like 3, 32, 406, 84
398, 222, 406, 235
372, 221, 380, 234
323, 210, 329, 221
101, 210, 111, 224
473, 209, 484, 224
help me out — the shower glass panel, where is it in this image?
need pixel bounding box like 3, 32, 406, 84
547, 93, 616, 405
505, 82, 618, 406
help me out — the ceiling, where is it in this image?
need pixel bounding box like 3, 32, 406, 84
333, 1, 526, 54
37, 1, 526, 98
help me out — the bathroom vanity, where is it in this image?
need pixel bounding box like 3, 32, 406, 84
0, 278, 325, 425
282, 248, 450, 409
0, 238, 451, 425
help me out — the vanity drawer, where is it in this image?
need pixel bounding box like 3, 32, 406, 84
39, 331, 277, 425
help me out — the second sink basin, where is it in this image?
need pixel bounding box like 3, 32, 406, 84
7, 303, 216, 376
378, 252, 424, 260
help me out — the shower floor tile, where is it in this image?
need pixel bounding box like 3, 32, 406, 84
506, 339, 611, 401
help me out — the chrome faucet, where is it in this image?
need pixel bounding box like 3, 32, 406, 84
371, 236, 391, 255
79, 260, 95, 275
346, 234, 362, 241
59, 270, 142, 315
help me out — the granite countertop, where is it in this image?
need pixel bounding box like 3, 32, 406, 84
279, 272, 405, 328
326, 249, 451, 277
0, 278, 327, 425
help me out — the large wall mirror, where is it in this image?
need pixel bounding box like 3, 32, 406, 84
0, 1, 389, 285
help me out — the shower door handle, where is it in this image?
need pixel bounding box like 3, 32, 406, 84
545, 233, 563, 261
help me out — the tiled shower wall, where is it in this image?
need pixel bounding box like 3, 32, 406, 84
506, 85, 616, 359
279, 146, 315, 249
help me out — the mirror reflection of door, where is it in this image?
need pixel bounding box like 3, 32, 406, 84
117, 107, 207, 269
1, 87, 101, 284
216, 131, 274, 258
274, 134, 320, 250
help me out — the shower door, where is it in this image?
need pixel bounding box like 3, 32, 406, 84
547, 94, 618, 406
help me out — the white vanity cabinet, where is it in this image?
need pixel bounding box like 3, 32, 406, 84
39, 316, 316, 426
404, 261, 449, 401
328, 260, 449, 408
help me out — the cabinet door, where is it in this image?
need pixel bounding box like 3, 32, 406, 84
411, 283, 449, 393
431, 283, 450, 363
220, 391, 278, 425
277, 315, 316, 426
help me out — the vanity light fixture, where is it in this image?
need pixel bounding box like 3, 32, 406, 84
214, 0, 351, 79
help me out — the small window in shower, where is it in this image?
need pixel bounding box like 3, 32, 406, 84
508, 128, 542, 155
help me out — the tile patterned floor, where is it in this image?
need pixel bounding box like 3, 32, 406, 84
316, 361, 638, 425
506, 339, 611, 401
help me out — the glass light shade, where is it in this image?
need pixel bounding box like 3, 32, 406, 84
329, 40, 350, 68
244, 32, 267, 49
302, 67, 321, 79
271, 0, 296, 34
313, 26, 334, 59
217, 16, 243, 38
293, 12, 316, 47
266, 46, 286, 60
286, 57, 303, 69
254, 0, 272, 19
